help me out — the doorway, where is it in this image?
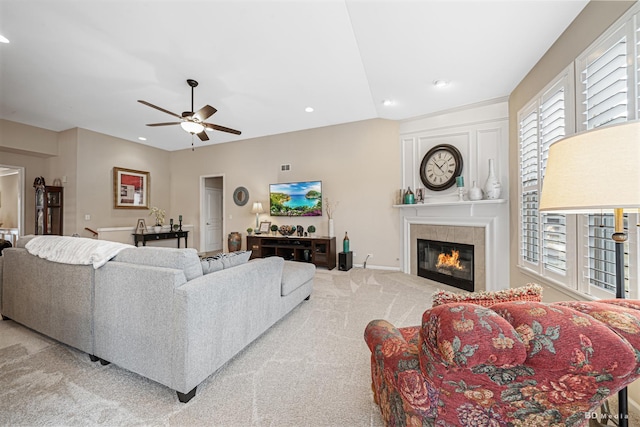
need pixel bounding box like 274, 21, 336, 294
0, 165, 25, 246
200, 175, 224, 255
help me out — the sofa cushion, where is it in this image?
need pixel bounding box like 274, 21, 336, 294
431, 283, 543, 308
281, 261, 315, 296
114, 247, 203, 281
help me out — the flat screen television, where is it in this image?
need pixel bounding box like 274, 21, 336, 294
270, 181, 322, 217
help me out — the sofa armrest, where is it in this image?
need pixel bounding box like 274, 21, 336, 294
552, 300, 640, 377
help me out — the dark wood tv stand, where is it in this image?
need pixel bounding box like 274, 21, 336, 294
247, 235, 336, 270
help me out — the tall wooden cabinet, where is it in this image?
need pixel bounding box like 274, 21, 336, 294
35, 185, 63, 235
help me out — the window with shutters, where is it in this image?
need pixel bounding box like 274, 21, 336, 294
518, 3, 640, 299
576, 19, 637, 298
517, 70, 575, 287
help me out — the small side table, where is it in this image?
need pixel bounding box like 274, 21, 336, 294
339, 251, 352, 271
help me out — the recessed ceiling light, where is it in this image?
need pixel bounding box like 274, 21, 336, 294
138, 137, 147, 141
0, 34, 9, 44
433, 79, 450, 88
382, 99, 395, 106
305, 107, 314, 113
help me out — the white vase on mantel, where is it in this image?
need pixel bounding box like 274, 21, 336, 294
483, 158, 502, 200
328, 218, 335, 238
468, 181, 483, 201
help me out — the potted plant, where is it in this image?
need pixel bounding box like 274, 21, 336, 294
270, 224, 278, 236
246, 227, 253, 236
307, 225, 316, 237
149, 207, 166, 233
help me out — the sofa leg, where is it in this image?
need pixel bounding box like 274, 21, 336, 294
89, 355, 99, 362
99, 358, 110, 366
177, 387, 197, 403
305, 295, 311, 301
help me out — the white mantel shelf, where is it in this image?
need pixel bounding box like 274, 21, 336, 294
393, 199, 506, 208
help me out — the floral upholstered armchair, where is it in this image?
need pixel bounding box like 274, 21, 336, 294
365, 299, 640, 426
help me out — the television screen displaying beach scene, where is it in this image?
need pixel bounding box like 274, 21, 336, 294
270, 181, 322, 217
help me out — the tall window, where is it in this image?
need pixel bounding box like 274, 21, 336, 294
577, 22, 634, 296
518, 72, 574, 287
518, 4, 640, 299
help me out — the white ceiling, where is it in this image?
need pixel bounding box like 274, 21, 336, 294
0, 0, 588, 152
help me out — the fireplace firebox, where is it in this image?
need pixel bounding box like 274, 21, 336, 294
417, 239, 474, 291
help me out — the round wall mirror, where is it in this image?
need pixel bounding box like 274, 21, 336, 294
233, 186, 249, 206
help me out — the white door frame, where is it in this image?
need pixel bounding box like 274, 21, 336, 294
0, 164, 25, 239
199, 173, 225, 253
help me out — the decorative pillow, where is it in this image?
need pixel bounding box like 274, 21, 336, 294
200, 257, 224, 274
431, 283, 543, 308
201, 250, 252, 274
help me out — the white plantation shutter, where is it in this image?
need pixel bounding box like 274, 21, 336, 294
540, 83, 568, 276
581, 34, 628, 128
519, 107, 539, 265
578, 23, 633, 294
518, 73, 572, 283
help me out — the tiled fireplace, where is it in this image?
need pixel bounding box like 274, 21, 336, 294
398, 199, 509, 292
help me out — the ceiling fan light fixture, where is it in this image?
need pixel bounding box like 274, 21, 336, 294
180, 121, 205, 134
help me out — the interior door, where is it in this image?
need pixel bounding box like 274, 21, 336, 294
205, 188, 223, 252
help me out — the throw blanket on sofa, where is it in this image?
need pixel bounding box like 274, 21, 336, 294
25, 236, 133, 268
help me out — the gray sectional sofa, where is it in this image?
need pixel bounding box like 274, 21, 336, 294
0, 236, 315, 402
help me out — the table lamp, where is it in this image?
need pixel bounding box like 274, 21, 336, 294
540, 120, 640, 427
251, 202, 264, 230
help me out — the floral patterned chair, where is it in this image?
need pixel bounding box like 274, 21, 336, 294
365, 299, 640, 426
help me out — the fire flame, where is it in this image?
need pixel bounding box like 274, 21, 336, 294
436, 249, 465, 271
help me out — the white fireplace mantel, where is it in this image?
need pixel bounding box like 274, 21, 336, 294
396, 199, 509, 292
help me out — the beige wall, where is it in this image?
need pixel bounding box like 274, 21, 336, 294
508, 0, 635, 302
170, 118, 401, 268
0, 118, 400, 267
74, 128, 171, 237
0, 119, 58, 156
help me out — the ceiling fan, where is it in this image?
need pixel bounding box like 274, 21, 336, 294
138, 79, 241, 143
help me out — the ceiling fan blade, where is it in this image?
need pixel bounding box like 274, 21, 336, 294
146, 122, 182, 127
193, 105, 217, 122
138, 100, 182, 119
204, 123, 242, 135
197, 130, 209, 141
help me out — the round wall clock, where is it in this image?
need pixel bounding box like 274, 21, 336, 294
419, 144, 463, 191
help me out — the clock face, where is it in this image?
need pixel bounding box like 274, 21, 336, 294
419, 144, 463, 191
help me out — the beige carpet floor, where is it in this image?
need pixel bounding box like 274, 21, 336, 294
3, 268, 638, 426
0, 268, 443, 426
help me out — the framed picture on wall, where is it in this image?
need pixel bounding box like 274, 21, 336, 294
113, 167, 150, 209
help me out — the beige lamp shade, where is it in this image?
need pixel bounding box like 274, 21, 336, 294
539, 120, 640, 214
251, 202, 264, 214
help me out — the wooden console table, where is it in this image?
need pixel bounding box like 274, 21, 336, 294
247, 235, 336, 270
133, 230, 189, 248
